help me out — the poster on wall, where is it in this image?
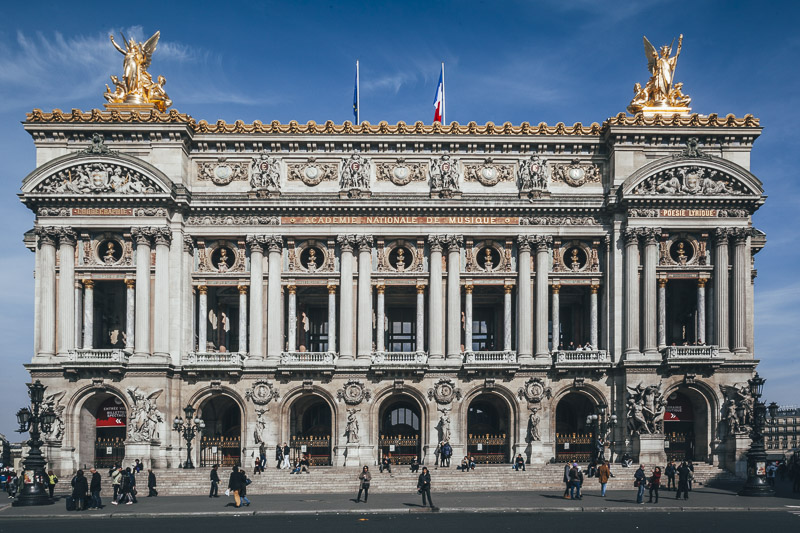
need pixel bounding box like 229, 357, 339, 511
665, 393, 694, 422
96, 397, 127, 427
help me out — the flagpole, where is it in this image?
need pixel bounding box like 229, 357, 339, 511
356, 60, 360, 124
441, 62, 446, 125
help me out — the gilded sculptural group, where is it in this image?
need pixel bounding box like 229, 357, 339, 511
105, 31, 172, 112
628, 34, 691, 114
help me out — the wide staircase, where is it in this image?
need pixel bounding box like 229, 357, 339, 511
105, 463, 741, 496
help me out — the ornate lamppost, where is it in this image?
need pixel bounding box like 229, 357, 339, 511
13, 380, 56, 506
586, 402, 617, 463
738, 373, 779, 497
173, 404, 204, 469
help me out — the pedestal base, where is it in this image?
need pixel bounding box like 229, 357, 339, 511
525, 441, 549, 464
124, 442, 155, 470
639, 106, 692, 118
341, 444, 374, 467
633, 433, 666, 466
724, 434, 752, 479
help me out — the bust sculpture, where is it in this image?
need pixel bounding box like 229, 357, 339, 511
396, 248, 406, 271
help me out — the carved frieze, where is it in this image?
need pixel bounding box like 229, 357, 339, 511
517, 377, 552, 404
551, 159, 601, 187
633, 166, 747, 196
376, 159, 427, 185
520, 215, 600, 226
34, 162, 160, 195
463, 160, 514, 186
287, 158, 337, 186
197, 159, 248, 185
186, 215, 279, 226
245, 380, 280, 405
337, 379, 371, 405
428, 378, 462, 404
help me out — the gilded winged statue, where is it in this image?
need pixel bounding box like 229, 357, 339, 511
628, 34, 690, 114
105, 31, 172, 112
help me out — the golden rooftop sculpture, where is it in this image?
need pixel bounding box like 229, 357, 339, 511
628, 34, 691, 116
104, 31, 172, 112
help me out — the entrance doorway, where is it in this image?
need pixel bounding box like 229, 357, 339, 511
665, 391, 696, 461
467, 394, 510, 463
289, 396, 332, 466
379, 397, 422, 465
79, 393, 127, 469
198, 395, 241, 467
555, 393, 595, 462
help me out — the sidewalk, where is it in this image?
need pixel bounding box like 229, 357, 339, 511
1, 480, 798, 519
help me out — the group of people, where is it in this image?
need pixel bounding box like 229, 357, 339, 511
633, 460, 695, 504
2, 468, 19, 499
355, 464, 436, 509
557, 342, 596, 351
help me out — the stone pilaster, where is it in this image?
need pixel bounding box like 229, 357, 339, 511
641, 228, 660, 358
337, 235, 356, 361
327, 284, 337, 353
197, 285, 208, 351
125, 278, 135, 352
445, 235, 463, 361
516, 236, 533, 363
376, 284, 385, 352
713, 228, 731, 355
266, 236, 284, 363
416, 284, 425, 352
731, 228, 749, 354
533, 235, 552, 361
697, 278, 707, 345
623, 227, 641, 358
238, 285, 248, 353
35, 227, 58, 358
246, 235, 265, 359
74, 280, 82, 350
657, 278, 667, 349
82, 279, 94, 349
356, 235, 373, 362
153, 227, 171, 359
551, 283, 560, 350
132, 227, 153, 358
57, 227, 77, 356
503, 283, 512, 352
464, 283, 473, 352
590, 283, 599, 349
427, 235, 445, 362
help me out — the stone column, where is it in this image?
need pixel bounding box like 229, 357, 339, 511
337, 236, 356, 361
503, 283, 512, 352
731, 229, 749, 354
356, 236, 374, 362
551, 284, 560, 350
287, 284, 296, 352
623, 228, 641, 358
642, 228, 660, 358
197, 285, 208, 351
327, 284, 337, 353
590, 284, 599, 349
697, 279, 707, 345
657, 278, 667, 349
533, 235, 552, 360
416, 284, 425, 352
125, 278, 135, 352
516, 236, 533, 363
376, 284, 385, 352
247, 236, 265, 359
266, 236, 283, 363
153, 227, 171, 358
464, 283, 473, 352
82, 280, 94, 349
446, 235, 463, 361
57, 227, 77, 356
427, 235, 445, 362
35, 227, 58, 358
237, 285, 248, 353
74, 280, 83, 350
132, 227, 153, 357
713, 228, 730, 354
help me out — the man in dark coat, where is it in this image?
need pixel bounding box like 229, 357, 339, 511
417, 467, 435, 509
147, 469, 157, 497
209, 464, 220, 497
228, 465, 243, 508
89, 467, 102, 509
276, 444, 283, 469
71, 470, 89, 511
676, 461, 692, 500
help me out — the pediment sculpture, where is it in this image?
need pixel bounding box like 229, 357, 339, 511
632, 166, 747, 196
34, 162, 160, 195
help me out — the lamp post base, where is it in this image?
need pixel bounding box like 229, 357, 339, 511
738, 475, 775, 497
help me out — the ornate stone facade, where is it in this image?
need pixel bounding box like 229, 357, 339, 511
20, 109, 766, 474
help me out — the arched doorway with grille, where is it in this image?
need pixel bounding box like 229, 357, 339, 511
379, 395, 422, 465
289, 394, 333, 466
663, 383, 716, 462
78, 392, 127, 469
197, 394, 242, 467
554, 392, 596, 463
467, 394, 511, 464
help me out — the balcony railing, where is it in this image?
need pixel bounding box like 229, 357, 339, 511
554, 350, 609, 363
280, 351, 336, 365
371, 351, 428, 365
663, 345, 720, 363
464, 351, 517, 364
185, 351, 246, 366
66, 349, 130, 363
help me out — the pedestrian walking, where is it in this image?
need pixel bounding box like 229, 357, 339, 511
282, 443, 291, 469
356, 465, 371, 503
111, 468, 133, 505
687, 460, 695, 490
665, 461, 676, 491
147, 469, 157, 497
71, 470, 89, 511
259, 442, 267, 472
647, 466, 661, 503
239, 469, 251, 506
276, 444, 283, 469
562, 462, 571, 498
209, 464, 220, 497
89, 467, 102, 509
111, 467, 122, 501
6, 472, 18, 499
228, 465, 243, 508
569, 463, 583, 500
766, 461, 777, 487
410, 456, 420, 473
634, 464, 647, 504
417, 466, 435, 509
597, 460, 611, 497
676, 461, 692, 500
47, 470, 58, 499
129, 468, 138, 503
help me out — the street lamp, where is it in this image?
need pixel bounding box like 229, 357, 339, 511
738, 373, 777, 497
586, 402, 617, 463
173, 404, 205, 469
12, 380, 56, 506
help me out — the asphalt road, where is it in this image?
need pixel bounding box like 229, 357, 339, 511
0, 511, 797, 533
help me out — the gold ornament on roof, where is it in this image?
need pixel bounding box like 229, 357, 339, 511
628, 34, 691, 116
105, 31, 172, 112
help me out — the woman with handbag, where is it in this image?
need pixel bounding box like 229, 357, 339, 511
648, 466, 662, 503
417, 466, 435, 509
356, 465, 371, 503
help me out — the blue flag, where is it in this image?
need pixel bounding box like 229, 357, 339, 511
353, 61, 360, 123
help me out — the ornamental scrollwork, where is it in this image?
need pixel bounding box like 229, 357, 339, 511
376, 159, 427, 185
287, 158, 337, 186
197, 159, 248, 185
517, 377, 552, 404
551, 159, 601, 187
633, 166, 746, 196
430, 153, 460, 196
186, 215, 279, 226
245, 380, 280, 406
340, 153, 371, 193
628, 208, 659, 218
249, 152, 282, 194
337, 379, 371, 405
427, 378, 462, 405
520, 215, 600, 226
464, 159, 514, 186
517, 154, 549, 193
34, 163, 159, 195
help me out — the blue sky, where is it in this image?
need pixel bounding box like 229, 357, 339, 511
0, 0, 797, 438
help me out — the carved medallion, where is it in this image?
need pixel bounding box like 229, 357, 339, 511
551, 159, 601, 187
376, 159, 426, 185
337, 379, 371, 405
197, 160, 248, 185
287, 159, 337, 186
517, 377, 552, 404
245, 380, 280, 405
427, 378, 462, 405
464, 160, 514, 186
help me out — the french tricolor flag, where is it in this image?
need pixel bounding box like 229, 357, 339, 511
433, 63, 445, 124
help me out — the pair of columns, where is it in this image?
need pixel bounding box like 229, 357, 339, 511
623, 226, 750, 357
550, 283, 599, 350
35, 226, 76, 357
463, 283, 513, 352
516, 235, 553, 363
335, 235, 373, 364
195, 284, 249, 353
244, 235, 283, 361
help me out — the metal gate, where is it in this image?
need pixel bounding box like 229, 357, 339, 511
290, 435, 331, 466
665, 432, 690, 461
467, 434, 509, 463
94, 437, 125, 468
555, 432, 594, 462
379, 436, 420, 465
199, 436, 241, 467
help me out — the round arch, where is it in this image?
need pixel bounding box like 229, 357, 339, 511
662, 380, 720, 462
460, 384, 518, 464
189, 387, 247, 468
550, 384, 607, 463
280, 387, 338, 466
66, 385, 130, 471
372, 387, 429, 465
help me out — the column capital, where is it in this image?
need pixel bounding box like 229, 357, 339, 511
697, 278, 707, 288
183, 235, 195, 254
336, 234, 357, 253
713, 227, 732, 244
551, 283, 560, 294
153, 226, 172, 247
657, 278, 667, 288
56, 227, 77, 247
327, 283, 337, 294
532, 234, 552, 251
444, 234, 463, 252
427, 234, 445, 252
287, 284, 296, 295
246, 234, 266, 253
376, 284, 385, 294
590, 283, 599, 294
622, 227, 640, 244
640, 227, 661, 244
504, 283, 513, 294
238, 284, 248, 295
416, 284, 426, 294
124, 278, 136, 289
265, 235, 284, 253
131, 226, 155, 246
82, 279, 94, 290
516, 235, 533, 253
730, 227, 753, 243
356, 235, 374, 252
198, 284, 208, 295
465, 283, 474, 294
35, 226, 60, 247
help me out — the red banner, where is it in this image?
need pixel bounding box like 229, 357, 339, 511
665, 393, 694, 422
96, 397, 126, 427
